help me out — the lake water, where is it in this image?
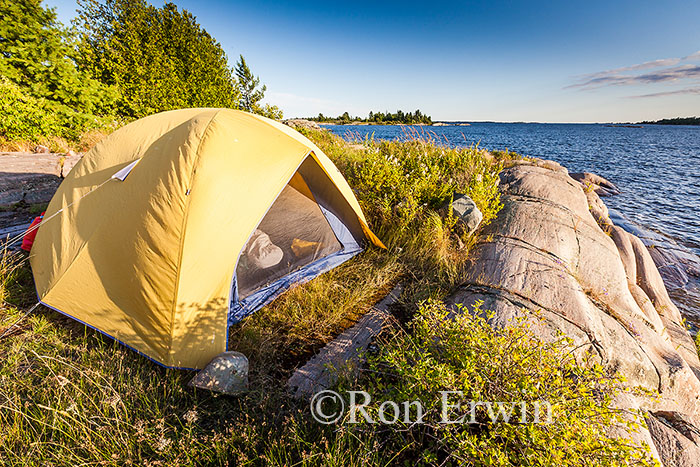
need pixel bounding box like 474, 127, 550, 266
326, 123, 700, 320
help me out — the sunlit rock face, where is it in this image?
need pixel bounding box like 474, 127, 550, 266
448, 161, 700, 466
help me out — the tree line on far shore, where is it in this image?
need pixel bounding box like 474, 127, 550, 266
638, 116, 700, 125
310, 109, 433, 125
0, 0, 281, 143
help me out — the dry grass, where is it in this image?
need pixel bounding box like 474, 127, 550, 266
0, 137, 35, 152
228, 249, 402, 383
0, 128, 113, 154
76, 128, 114, 152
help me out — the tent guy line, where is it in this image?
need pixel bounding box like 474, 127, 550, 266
0, 168, 135, 340
0, 302, 41, 340
3, 176, 117, 248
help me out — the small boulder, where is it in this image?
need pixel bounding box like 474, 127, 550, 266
451, 194, 483, 235
189, 351, 249, 395
283, 119, 321, 131
34, 145, 49, 154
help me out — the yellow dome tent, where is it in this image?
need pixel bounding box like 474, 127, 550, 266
30, 108, 383, 369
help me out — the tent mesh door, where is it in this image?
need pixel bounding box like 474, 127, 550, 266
235, 174, 342, 299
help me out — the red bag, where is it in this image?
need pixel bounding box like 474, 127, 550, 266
21, 212, 45, 252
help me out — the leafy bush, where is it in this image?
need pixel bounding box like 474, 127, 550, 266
331, 300, 655, 466
301, 128, 503, 297
0, 78, 113, 142
0, 0, 113, 114
350, 139, 501, 230
311, 129, 502, 234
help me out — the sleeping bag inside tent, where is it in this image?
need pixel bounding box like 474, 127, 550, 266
29, 108, 384, 369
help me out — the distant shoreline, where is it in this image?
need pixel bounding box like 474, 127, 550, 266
317, 121, 429, 126
317, 121, 471, 127
636, 116, 700, 126
312, 121, 700, 126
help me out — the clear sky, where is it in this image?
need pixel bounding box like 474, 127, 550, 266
47, 0, 700, 122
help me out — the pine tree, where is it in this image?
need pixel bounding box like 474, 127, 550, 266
234, 55, 265, 112
233, 55, 282, 119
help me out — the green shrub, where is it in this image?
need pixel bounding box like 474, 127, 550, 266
341, 136, 502, 235
0, 78, 114, 142
330, 300, 655, 466
0, 78, 59, 141
302, 128, 504, 300
0, 0, 114, 115
347, 140, 471, 228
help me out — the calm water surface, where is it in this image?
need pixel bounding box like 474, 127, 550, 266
327, 123, 700, 255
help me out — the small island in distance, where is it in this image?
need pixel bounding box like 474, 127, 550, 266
307, 110, 472, 126
637, 116, 700, 125
309, 109, 433, 125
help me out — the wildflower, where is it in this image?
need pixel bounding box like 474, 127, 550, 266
184, 409, 198, 424
154, 436, 172, 452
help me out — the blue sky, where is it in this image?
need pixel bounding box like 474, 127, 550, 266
48, 0, 700, 122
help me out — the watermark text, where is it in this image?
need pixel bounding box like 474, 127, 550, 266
310, 390, 553, 425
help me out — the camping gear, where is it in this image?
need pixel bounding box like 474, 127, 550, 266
244, 229, 284, 269
30, 108, 383, 369
21, 213, 44, 252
